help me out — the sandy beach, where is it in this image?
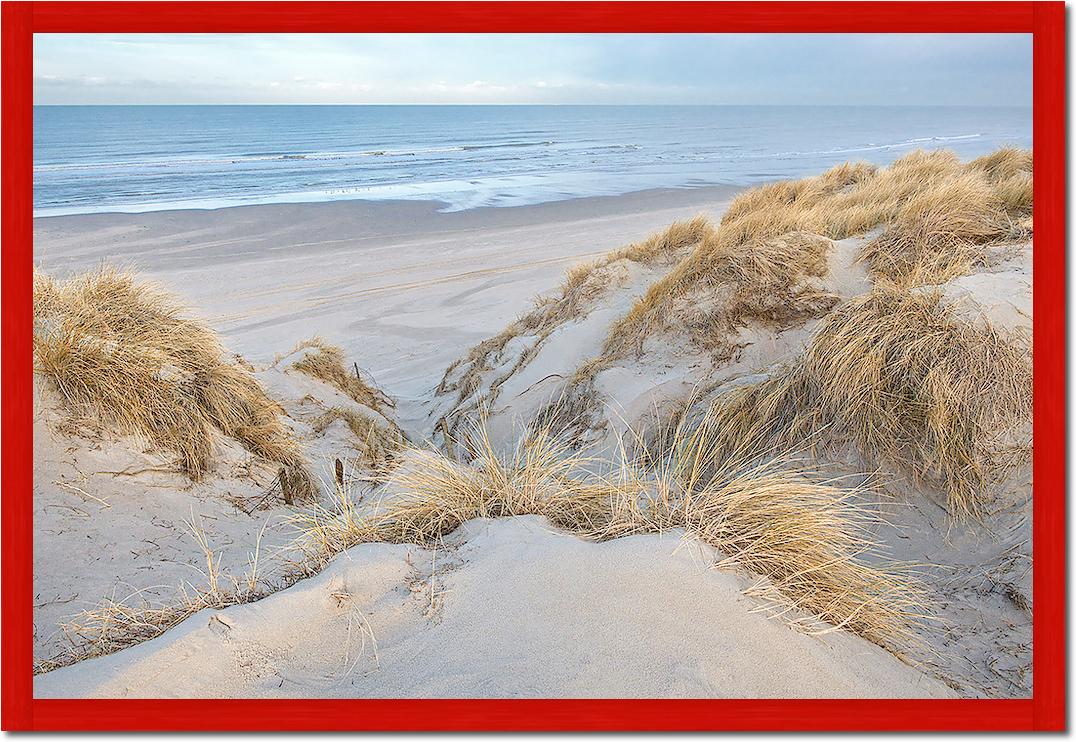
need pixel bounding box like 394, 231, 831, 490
32, 151, 1034, 700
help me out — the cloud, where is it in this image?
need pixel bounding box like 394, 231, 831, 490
32, 33, 1031, 106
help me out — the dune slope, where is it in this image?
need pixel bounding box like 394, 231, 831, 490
35, 516, 954, 699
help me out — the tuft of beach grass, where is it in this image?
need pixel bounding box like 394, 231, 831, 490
682, 289, 1032, 519
33, 266, 314, 497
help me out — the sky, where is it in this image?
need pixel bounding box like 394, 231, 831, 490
33, 34, 1032, 106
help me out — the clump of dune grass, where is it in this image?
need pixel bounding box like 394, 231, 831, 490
718, 160, 880, 228
290, 419, 922, 650
969, 147, 1034, 192
848, 148, 1030, 285
666, 418, 921, 643
968, 147, 1034, 225
606, 229, 840, 360
287, 337, 393, 414
277, 337, 405, 469
291, 422, 598, 562
33, 267, 313, 496
859, 173, 1009, 286
313, 406, 404, 467
606, 214, 715, 265
689, 289, 1032, 519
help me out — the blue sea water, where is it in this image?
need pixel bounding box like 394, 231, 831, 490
33, 105, 1031, 217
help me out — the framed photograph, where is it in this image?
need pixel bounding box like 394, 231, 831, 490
3, 1, 1066, 731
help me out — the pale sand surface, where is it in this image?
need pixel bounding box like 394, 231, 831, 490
34, 516, 953, 699
32, 186, 1026, 698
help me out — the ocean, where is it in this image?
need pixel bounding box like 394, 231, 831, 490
33, 105, 1032, 217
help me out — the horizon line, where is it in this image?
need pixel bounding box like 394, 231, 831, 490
33, 102, 1033, 108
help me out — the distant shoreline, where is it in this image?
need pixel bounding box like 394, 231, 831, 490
33, 183, 743, 230
32, 183, 745, 222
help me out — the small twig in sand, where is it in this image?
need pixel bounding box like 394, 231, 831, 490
240, 476, 283, 516
428, 547, 438, 615
98, 466, 174, 478
517, 372, 565, 398
55, 481, 111, 509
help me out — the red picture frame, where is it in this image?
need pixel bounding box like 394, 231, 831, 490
1, 2, 1065, 731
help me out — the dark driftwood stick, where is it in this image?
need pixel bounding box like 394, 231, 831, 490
279, 468, 295, 506
439, 417, 455, 461
334, 458, 345, 491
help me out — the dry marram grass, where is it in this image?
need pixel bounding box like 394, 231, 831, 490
37, 150, 1032, 676
859, 173, 1009, 286
689, 289, 1032, 519
313, 406, 404, 467
33, 267, 313, 496
603, 228, 839, 359
602, 148, 1032, 358
281, 337, 407, 464
500, 148, 1032, 449
288, 337, 393, 414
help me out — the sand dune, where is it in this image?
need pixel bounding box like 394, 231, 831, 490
32, 151, 1033, 699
